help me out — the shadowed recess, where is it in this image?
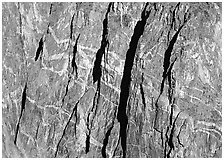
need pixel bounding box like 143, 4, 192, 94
117, 2, 151, 158
92, 3, 112, 83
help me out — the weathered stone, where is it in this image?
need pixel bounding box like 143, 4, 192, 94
2, 2, 222, 158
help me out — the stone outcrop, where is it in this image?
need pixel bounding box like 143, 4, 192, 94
2, 2, 222, 158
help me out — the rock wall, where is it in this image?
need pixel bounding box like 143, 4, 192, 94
2, 2, 222, 158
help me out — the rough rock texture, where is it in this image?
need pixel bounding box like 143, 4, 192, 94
2, 2, 222, 158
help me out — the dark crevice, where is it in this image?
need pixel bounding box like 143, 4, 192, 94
154, 7, 191, 157
61, 15, 80, 107
168, 76, 176, 126
102, 124, 113, 158
35, 37, 44, 61
101, 88, 118, 158
14, 4, 28, 146
153, 96, 161, 133
160, 25, 184, 95
74, 105, 78, 138
87, 2, 112, 155
86, 83, 101, 154
154, 47, 178, 133
70, 13, 76, 40
166, 111, 181, 158
49, 3, 53, 15
167, 58, 177, 99
154, 24, 182, 132
164, 126, 169, 158
160, 130, 164, 149
14, 83, 27, 145
55, 91, 86, 157
85, 133, 90, 154
71, 34, 80, 77
159, 22, 183, 155
171, 3, 181, 31
46, 4, 53, 34
167, 57, 177, 86
160, 10, 190, 95
152, 3, 158, 16
177, 119, 186, 148
117, 3, 151, 158
112, 135, 121, 158
168, 73, 177, 126
140, 73, 146, 112
61, 78, 71, 108
101, 104, 117, 158
55, 100, 80, 157
177, 130, 184, 148
153, 99, 162, 133
46, 23, 50, 35
17, 3, 23, 42
86, 89, 100, 152
92, 3, 112, 83
35, 122, 40, 140
111, 2, 116, 12
92, 48, 104, 83
169, 104, 174, 126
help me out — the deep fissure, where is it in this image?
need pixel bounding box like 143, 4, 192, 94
117, 3, 151, 157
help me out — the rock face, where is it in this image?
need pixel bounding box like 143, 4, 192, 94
2, 2, 222, 158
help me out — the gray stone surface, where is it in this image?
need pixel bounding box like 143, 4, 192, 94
2, 2, 222, 158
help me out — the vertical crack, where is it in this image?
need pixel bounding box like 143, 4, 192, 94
159, 8, 190, 96
92, 2, 112, 83
101, 125, 113, 158
46, 4, 53, 34
154, 19, 187, 133
70, 13, 76, 40
49, 3, 53, 15
167, 60, 177, 126
14, 3, 29, 147
17, 2, 24, 44
71, 34, 80, 77
54, 99, 81, 157
35, 122, 40, 141
85, 2, 113, 155
166, 111, 181, 158
160, 25, 184, 96
61, 78, 71, 108
85, 133, 90, 154
177, 119, 186, 148
101, 103, 117, 158
160, 129, 164, 151
61, 11, 80, 107
171, 3, 181, 30
14, 83, 27, 145
140, 73, 146, 112
164, 126, 169, 158
35, 37, 44, 61
86, 84, 100, 154
117, 3, 151, 157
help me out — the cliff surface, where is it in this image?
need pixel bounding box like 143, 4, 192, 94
2, 2, 222, 158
